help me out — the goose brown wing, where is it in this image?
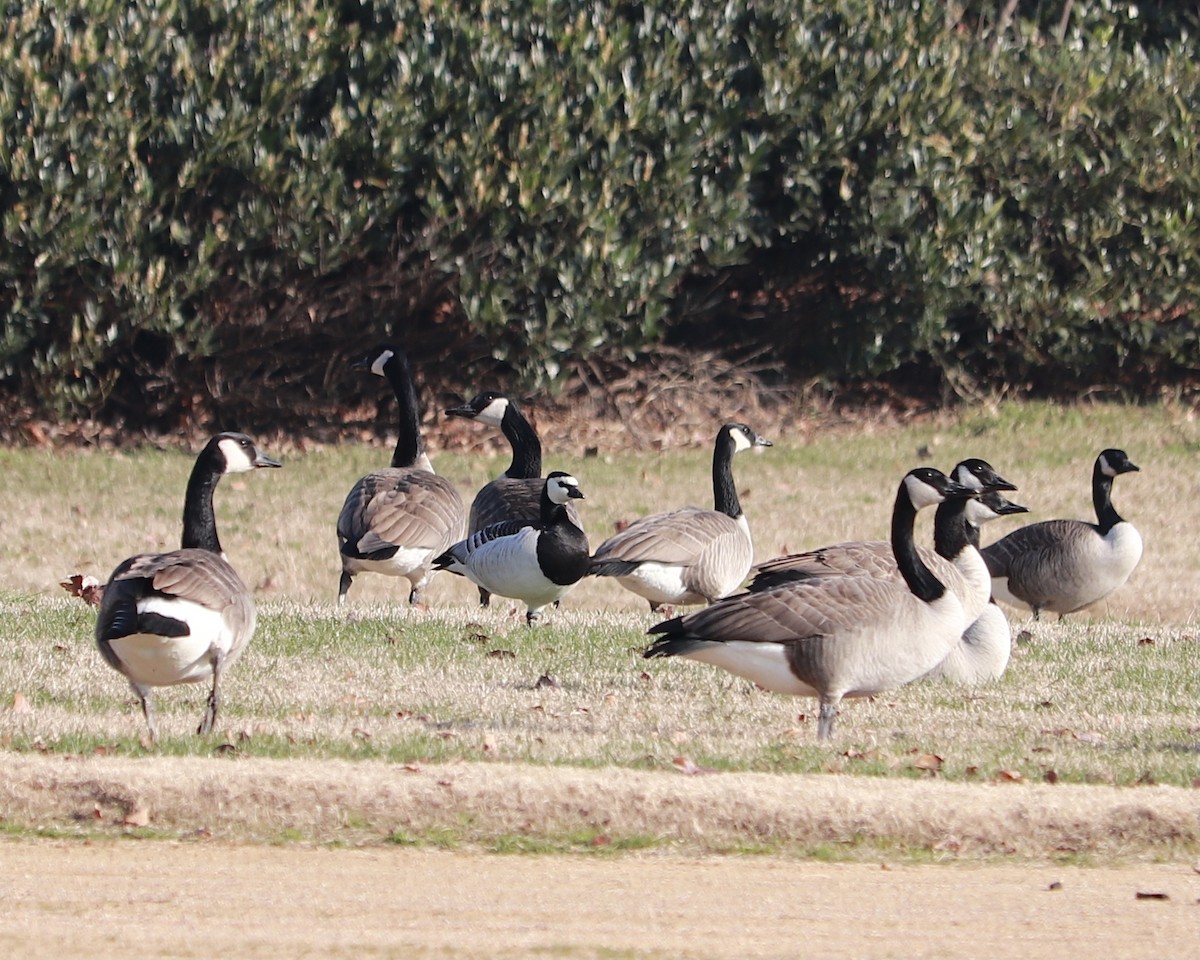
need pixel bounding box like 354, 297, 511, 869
470, 477, 584, 533
981, 519, 1091, 578
339, 468, 465, 557
658, 575, 904, 643
593, 508, 740, 565
96, 549, 256, 668
470, 477, 542, 531
752, 542, 960, 592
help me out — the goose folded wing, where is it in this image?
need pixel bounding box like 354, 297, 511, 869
340, 472, 463, 554
595, 508, 739, 564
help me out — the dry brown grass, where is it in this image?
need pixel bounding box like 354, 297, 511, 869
3, 752, 1199, 859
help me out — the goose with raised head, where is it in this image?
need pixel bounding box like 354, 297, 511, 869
445, 390, 582, 606
433, 471, 589, 624
95, 433, 282, 739
589, 423, 771, 611
924, 491, 1029, 683
749, 459, 1016, 625
644, 467, 981, 740
982, 448, 1142, 619
337, 345, 465, 606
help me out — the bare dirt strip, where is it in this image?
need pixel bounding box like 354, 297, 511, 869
2, 842, 1198, 959
2, 753, 1200, 958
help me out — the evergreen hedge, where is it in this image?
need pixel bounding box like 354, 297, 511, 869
2, 0, 1199, 429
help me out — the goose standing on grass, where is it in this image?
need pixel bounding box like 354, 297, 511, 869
925, 491, 1029, 683
588, 423, 771, 612
445, 390, 582, 606
982, 448, 1142, 620
95, 433, 281, 740
433, 471, 589, 624
337, 345, 465, 606
644, 468, 983, 741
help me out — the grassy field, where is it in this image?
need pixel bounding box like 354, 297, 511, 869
2, 400, 1199, 858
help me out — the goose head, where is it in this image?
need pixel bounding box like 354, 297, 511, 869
723, 423, 773, 454
951, 458, 1017, 493
965, 491, 1029, 526
903, 467, 979, 510
445, 391, 511, 428
351, 344, 409, 379
545, 471, 585, 504
211, 433, 282, 474
1098, 448, 1139, 477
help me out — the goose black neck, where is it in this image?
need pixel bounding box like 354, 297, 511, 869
1092, 461, 1124, 533
712, 435, 742, 519
501, 403, 542, 479
539, 487, 571, 530
933, 498, 974, 559
181, 454, 223, 553
892, 485, 946, 602
384, 359, 425, 469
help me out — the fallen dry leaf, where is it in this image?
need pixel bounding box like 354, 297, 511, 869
672, 755, 716, 776
1135, 891, 1170, 901
10, 692, 32, 715
995, 770, 1025, 783
910, 752, 943, 772
60, 573, 105, 607
122, 805, 151, 828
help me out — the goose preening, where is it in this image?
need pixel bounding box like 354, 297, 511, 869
95, 433, 281, 739
982, 448, 1142, 619
433, 471, 589, 624
337, 345, 466, 606
924, 491, 1029, 683
445, 390, 582, 606
588, 423, 772, 612
644, 467, 982, 740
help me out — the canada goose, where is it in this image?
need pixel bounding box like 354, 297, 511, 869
95, 433, 281, 739
589, 423, 771, 611
337, 345, 466, 605
925, 491, 1030, 683
750, 459, 1017, 624
445, 390, 582, 606
982, 448, 1142, 619
644, 467, 980, 740
433, 471, 589, 623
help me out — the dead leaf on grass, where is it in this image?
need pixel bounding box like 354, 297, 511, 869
60, 573, 105, 607
1135, 891, 1170, 901
122, 805, 151, 828
672, 755, 716, 776
909, 752, 943, 773
995, 770, 1025, 783
10, 692, 32, 715
487, 649, 515, 659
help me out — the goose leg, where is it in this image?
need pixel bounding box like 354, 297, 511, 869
132, 682, 158, 742
477, 587, 492, 607
197, 651, 223, 735
338, 571, 353, 606
817, 699, 839, 741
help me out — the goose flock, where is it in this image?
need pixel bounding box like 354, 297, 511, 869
88, 343, 1144, 741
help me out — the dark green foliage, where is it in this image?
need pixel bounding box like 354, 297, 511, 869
2, 0, 1199, 431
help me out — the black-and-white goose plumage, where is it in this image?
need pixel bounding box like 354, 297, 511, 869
337, 345, 466, 605
589, 423, 771, 611
982, 448, 1142, 619
95, 432, 281, 739
433, 471, 589, 623
445, 390, 582, 606
645, 468, 981, 741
